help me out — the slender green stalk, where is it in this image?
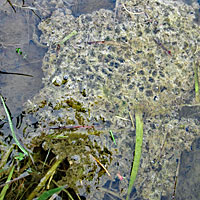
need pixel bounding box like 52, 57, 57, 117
0, 145, 14, 171
0, 96, 29, 156
126, 109, 143, 200
59, 30, 77, 45
109, 130, 117, 145
27, 158, 63, 200
194, 62, 200, 103
0, 162, 15, 200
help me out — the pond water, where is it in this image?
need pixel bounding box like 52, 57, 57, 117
0, 1, 46, 116
0, 0, 200, 200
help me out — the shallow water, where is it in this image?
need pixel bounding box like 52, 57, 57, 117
70, 0, 115, 17
0, 3, 46, 116
0, 0, 115, 117
0, 0, 200, 200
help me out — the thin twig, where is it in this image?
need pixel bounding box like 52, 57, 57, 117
122, 3, 144, 15
0, 171, 30, 188
7, 0, 16, 12
115, 115, 131, 121
0, 70, 33, 77
129, 111, 135, 129
91, 154, 111, 177
172, 159, 180, 199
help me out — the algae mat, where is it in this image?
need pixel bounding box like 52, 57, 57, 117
22, 0, 200, 199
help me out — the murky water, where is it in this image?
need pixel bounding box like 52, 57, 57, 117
0, 0, 200, 199
175, 137, 200, 200
0, 2, 46, 116
70, 0, 115, 16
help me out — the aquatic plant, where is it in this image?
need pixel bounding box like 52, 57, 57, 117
0, 95, 29, 156
194, 62, 200, 103
126, 109, 143, 200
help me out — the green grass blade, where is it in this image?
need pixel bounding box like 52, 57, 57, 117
27, 159, 63, 200
194, 62, 200, 103
0, 163, 15, 200
0, 145, 14, 171
52, 180, 76, 200
0, 95, 29, 156
37, 186, 65, 200
59, 30, 77, 45
109, 130, 117, 145
126, 109, 143, 200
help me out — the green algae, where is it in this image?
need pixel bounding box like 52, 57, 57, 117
53, 98, 87, 113
29, 126, 109, 192
65, 99, 87, 113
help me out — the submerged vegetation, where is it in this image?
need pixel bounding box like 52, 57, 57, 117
126, 109, 143, 200
0, 88, 113, 199
1, 0, 200, 199
0, 95, 29, 156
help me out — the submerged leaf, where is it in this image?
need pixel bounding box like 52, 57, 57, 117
126, 109, 143, 200
37, 186, 65, 200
